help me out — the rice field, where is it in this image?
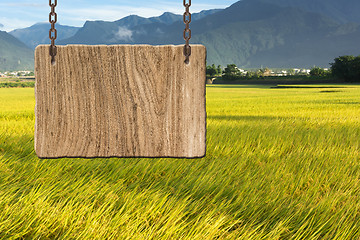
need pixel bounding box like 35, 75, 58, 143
0, 84, 360, 239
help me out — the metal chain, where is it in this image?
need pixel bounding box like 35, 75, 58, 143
49, 0, 57, 65
183, 0, 191, 64
48, 0, 189, 64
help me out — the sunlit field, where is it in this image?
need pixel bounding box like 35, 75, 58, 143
0, 85, 360, 239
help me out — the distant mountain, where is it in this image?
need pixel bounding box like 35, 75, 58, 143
0, 31, 34, 71
59, 0, 360, 68
6, 0, 360, 69
10, 23, 80, 49
148, 9, 222, 23
259, 0, 360, 24
187, 0, 360, 67
59, 9, 221, 45
1, 9, 219, 71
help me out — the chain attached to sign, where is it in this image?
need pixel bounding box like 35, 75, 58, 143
49, 0, 192, 64
38, 0, 206, 159
49, 0, 57, 65
183, 0, 191, 64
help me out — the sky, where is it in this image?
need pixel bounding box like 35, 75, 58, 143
0, 0, 234, 32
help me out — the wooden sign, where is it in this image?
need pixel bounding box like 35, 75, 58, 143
34, 45, 206, 158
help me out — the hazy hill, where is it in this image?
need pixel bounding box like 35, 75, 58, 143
259, 0, 360, 24
10, 23, 80, 49
5, 0, 360, 69
59, 9, 220, 45
3, 9, 219, 71
0, 31, 34, 71
187, 0, 360, 67
60, 0, 360, 68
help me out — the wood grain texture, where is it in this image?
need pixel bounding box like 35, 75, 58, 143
35, 45, 206, 158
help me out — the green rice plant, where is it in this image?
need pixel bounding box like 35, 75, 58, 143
0, 82, 35, 88
0, 85, 359, 239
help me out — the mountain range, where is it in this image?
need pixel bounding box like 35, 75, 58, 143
259, 0, 360, 24
58, 10, 220, 45
1, 0, 360, 71
189, 0, 360, 67
0, 30, 34, 71
10, 23, 80, 50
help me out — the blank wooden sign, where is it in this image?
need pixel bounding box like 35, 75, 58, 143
34, 45, 206, 158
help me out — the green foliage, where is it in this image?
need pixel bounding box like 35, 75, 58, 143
217, 65, 223, 76
246, 71, 259, 79
310, 66, 330, 77
223, 64, 241, 81
27, 72, 35, 77
0, 82, 35, 88
331, 55, 360, 82
1, 86, 360, 238
206, 64, 218, 78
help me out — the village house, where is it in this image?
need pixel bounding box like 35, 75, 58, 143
300, 69, 311, 74
234, 67, 248, 75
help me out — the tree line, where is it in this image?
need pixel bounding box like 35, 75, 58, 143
207, 55, 360, 82
331, 56, 360, 82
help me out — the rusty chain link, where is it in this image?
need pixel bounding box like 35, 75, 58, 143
183, 0, 191, 64
49, 0, 57, 65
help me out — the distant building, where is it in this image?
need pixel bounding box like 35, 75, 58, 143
235, 67, 248, 75
263, 69, 272, 76
293, 68, 301, 74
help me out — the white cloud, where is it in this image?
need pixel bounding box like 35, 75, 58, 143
151, 0, 229, 13
1, 2, 43, 8
0, 17, 35, 32
0, 0, 232, 31
113, 26, 133, 41
61, 6, 165, 24
0, 1, 47, 31
59, 2, 229, 27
